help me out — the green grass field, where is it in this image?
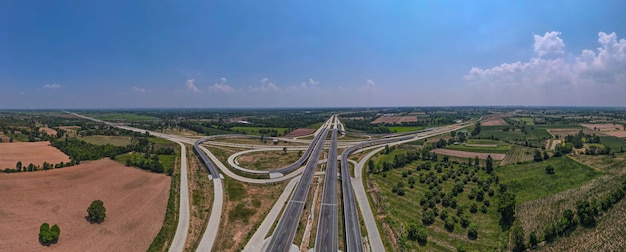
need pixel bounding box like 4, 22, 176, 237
115, 152, 176, 173
79, 135, 133, 146
229, 126, 289, 136
509, 117, 535, 125
499, 156, 602, 203
599, 136, 626, 152
387, 126, 425, 133
473, 125, 551, 141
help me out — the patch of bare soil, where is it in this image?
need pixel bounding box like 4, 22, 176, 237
433, 149, 506, 160
40, 127, 58, 136
0, 141, 70, 168
482, 118, 508, 126
0, 159, 170, 252
284, 128, 316, 138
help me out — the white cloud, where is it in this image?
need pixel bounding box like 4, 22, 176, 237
185, 79, 201, 93
465, 32, 626, 105
534, 31, 565, 56
309, 78, 319, 86
250, 77, 280, 92
365, 79, 376, 88
132, 86, 146, 93
43, 84, 61, 89
210, 83, 234, 92
210, 78, 234, 92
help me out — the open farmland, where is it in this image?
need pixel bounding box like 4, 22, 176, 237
39, 127, 58, 136
284, 128, 316, 137
433, 148, 506, 160
581, 123, 626, 138
482, 117, 508, 126
0, 159, 170, 251
0, 142, 70, 168
371, 115, 418, 124
79, 135, 133, 146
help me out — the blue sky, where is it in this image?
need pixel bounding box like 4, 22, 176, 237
1, 1, 625, 108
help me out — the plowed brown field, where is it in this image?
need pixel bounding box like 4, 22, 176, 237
0, 142, 70, 169
284, 128, 316, 137
0, 159, 170, 252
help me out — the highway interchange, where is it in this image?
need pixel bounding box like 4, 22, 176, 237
68, 111, 470, 252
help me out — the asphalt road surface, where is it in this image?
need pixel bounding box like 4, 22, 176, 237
315, 128, 338, 252
265, 128, 329, 252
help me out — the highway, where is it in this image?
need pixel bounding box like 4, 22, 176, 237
265, 127, 329, 252
314, 128, 338, 252
69, 110, 471, 252
168, 141, 190, 252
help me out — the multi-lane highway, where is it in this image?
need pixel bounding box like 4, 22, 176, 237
315, 127, 338, 252
68, 111, 471, 252
265, 127, 330, 252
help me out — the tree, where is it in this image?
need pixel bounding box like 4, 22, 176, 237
545, 165, 555, 174
485, 155, 493, 174
511, 219, 526, 252
529, 231, 538, 248
39, 223, 60, 243
87, 200, 106, 223
367, 159, 375, 174
468, 223, 478, 240
498, 192, 516, 226
422, 209, 435, 225
407, 223, 424, 242
474, 156, 480, 167
282, 147, 287, 155
533, 149, 543, 162
16, 161, 22, 172
576, 200, 595, 227
471, 122, 481, 136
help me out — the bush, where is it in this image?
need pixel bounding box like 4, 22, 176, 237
39, 223, 60, 243
529, 231, 538, 247
545, 165, 555, 174
422, 209, 435, 225
468, 223, 478, 239
445, 216, 455, 232
87, 200, 106, 223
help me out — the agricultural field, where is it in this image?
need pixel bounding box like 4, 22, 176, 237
472, 125, 552, 142
387, 126, 425, 133
499, 156, 602, 203
499, 145, 537, 165
433, 149, 506, 160
0, 159, 170, 251
508, 117, 535, 125
84, 112, 160, 122
229, 126, 289, 136
371, 115, 418, 124
598, 136, 626, 151
368, 150, 504, 251
283, 128, 316, 137
78, 135, 133, 146
0, 142, 70, 169
445, 143, 510, 154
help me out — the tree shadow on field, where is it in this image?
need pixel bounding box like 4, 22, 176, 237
39, 236, 58, 246
85, 215, 101, 224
